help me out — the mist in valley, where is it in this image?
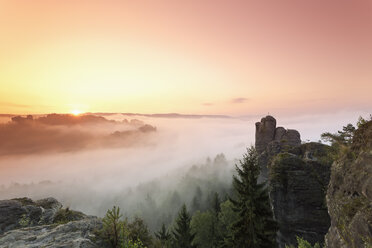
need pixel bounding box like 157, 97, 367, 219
0, 110, 368, 232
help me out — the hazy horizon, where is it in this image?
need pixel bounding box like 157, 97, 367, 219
0, 2, 371, 244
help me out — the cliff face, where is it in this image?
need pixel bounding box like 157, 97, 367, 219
269, 144, 332, 247
255, 116, 331, 248
325, 119, 372, 248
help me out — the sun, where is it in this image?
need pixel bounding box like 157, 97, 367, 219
71, 110, 82, 116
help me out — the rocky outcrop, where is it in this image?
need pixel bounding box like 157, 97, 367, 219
255, 116, 277, 154
0, 197, 104, 248
269, 143, 332, 247
325, 119, 372, 248
255, 116, 301, 181
0, 217, 102, 248
255, 116, 301, 155
255, 116, 331, 247
0, 197, 62, 234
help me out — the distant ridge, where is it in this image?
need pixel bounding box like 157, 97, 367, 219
121, 113, 232, 119
0, 114, 16, 117
0, 113, 233, 119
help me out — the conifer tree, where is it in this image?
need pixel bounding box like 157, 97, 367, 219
126, 216, 152, 247
101, 206, 123, 248
211, 192, 222, 247
230, 146, 277, 248
211, 192, 221, 216
172, 204, 196, 248
155, 223, 172, 247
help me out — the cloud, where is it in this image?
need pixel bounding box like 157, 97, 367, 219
0, 102, 58, 113
202, 102, 214, 106
0, 115, 253, 218
0, 102, 31, 108
231, 97, 249, 104
0, 110, 366, 221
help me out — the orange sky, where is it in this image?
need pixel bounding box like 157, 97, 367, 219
0, 0, 371, 116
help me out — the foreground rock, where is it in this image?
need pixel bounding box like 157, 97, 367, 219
0, 197, 103, 248
0, 217, 102, 248
0, 197, 62, 234
325, 119, 372, 248
255, 116, 331, 247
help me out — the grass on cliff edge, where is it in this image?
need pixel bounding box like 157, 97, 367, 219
53, 208, 86, 225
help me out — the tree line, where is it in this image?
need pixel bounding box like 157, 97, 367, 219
99, 147, 278, 248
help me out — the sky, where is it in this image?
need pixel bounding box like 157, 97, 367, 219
0, 0, 371, 116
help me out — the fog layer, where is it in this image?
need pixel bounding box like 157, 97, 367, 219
0, 110, 368, 227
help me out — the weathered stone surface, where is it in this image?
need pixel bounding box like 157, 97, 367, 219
0, 200, 26, 234
255, 116, 301, 182
0, 217, 103, 248
0, 197, 106, 248
255, 116, 301, 157
255, 116, 277, 154
269, 146, 331, 247
0, 197, 62, 235
35, 197, 62, 210
255, 116, 331, 247
281, 129, 301, 148
274, 127, 286, 141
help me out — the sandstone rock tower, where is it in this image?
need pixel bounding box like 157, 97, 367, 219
255, 115, 277, 154
255, 115, 301, 155
255, 115, 331, 248
255, 115, 301, 181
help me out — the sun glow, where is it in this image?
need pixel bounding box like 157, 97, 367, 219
71, 110, 82, 116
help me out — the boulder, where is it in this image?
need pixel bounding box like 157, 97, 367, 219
281, 129, 301, 148
0, 217, 103, 248
0, 200, 26, 234
0, 197, 105, 248
274, 127, 286, 141
0, 197, 62, 234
